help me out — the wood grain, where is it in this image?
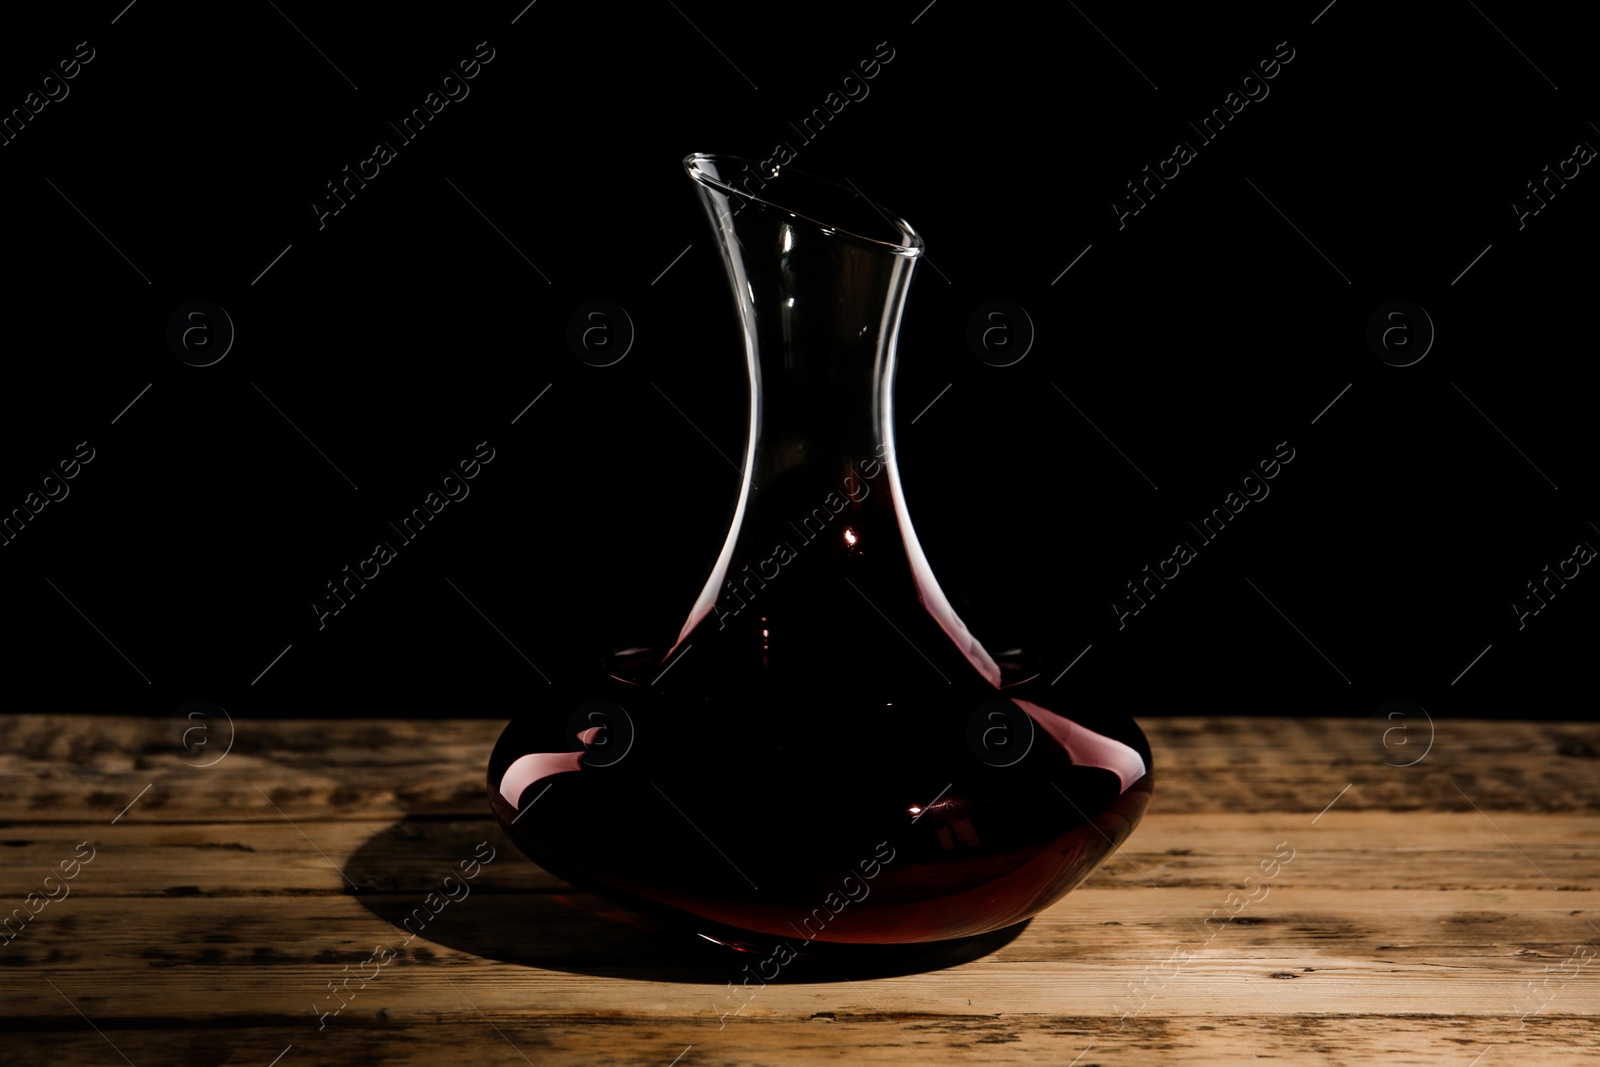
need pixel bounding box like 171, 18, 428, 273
1, 715, 1596, 1066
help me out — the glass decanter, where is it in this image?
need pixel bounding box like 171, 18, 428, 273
487, 154, 1152, 949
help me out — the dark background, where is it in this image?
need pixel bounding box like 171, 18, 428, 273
1, 0, 1593, 721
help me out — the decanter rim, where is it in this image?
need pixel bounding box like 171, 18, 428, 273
683, 152, 925, 258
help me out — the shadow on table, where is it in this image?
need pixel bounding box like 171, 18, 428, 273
343, 815, 1027, 984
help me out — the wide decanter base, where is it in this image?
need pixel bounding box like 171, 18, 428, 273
487, 680, 1153, 950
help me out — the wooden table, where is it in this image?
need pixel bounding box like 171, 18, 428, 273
2, 715, 1596, 1065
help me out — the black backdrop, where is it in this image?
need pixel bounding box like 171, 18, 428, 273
2, 0, 1594, 722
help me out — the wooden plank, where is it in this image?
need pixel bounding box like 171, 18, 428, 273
1, 1016, 1595, 1067
0, 812, 1595, 897
2, 890, 1595, 1016
3, 717, 1599, 823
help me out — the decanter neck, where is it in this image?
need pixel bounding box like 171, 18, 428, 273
690, 162, 920, 495
673, 155, 1001, 687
